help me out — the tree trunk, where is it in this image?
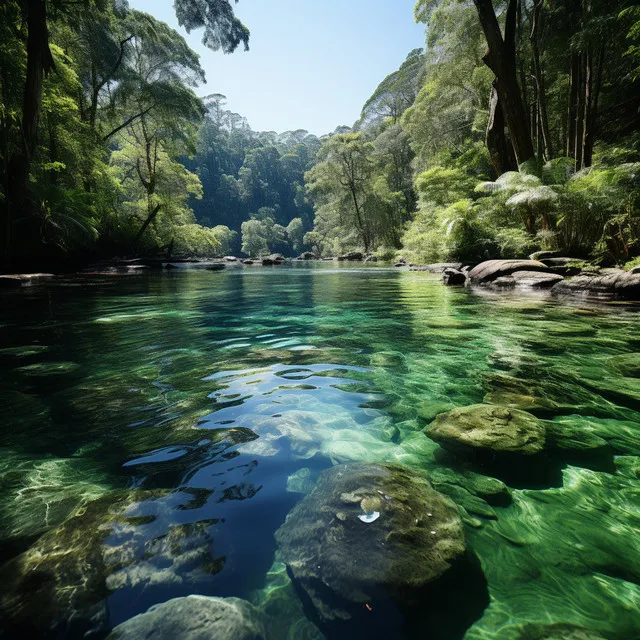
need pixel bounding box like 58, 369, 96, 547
23, 0, 55, 160
486, 81, 517, 175
582, 44, 604, 168
567, 51, 580, 158
134, 204, 162, 245
530, 0, 553, 160
574, 54, 584, 170
2, 0, 56, 264
473, 0, 535, 166
350, 186, 369, 253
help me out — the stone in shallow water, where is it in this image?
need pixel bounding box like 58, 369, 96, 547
0, 490, 223, 637
469, 260, 550, 283
0, 453, 110, 539
552, 269, 640, 299
107, 595, 267, 640
286, 467, 316, 494
425, 404, 546, 456
275, 463, 466, 623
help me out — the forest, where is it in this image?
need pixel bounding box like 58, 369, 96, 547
1, 0, 639, 268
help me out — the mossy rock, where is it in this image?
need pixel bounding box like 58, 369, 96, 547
606, 353, 640, 378
425, 404, 546, 457
0, 490, 223, 637
275, 463, 466, 623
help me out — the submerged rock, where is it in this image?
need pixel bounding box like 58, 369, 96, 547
108, 595, 267, 640
425, 404, 546, 457
465, 466, 640, 640
468, 260, 551, 283
0, 490, 223, 637
275, 463, 465, 623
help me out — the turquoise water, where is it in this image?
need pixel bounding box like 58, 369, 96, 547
0, 263, 639, 639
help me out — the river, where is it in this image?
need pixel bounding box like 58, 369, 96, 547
0, 263, 638, 639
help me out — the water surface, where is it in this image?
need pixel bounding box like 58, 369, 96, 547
0, 264, 639, 638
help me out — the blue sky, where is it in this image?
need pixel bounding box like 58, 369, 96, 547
128, 0, 425, 135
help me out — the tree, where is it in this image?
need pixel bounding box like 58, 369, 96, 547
286, 217, 304, 253
107, 12, 205, 246
305, 134, 376, 253
1, 0, 249, 265
471, 0, 535, 166
241, 219, 268, 256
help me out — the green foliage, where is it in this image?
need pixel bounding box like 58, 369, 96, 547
211, 225, 237, 255
286, 218, 304, 254
0, 0, 250, 263
241, 219, 269, 257
174, 0, 250, 53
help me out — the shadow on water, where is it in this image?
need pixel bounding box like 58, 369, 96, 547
291, 551, 490, 640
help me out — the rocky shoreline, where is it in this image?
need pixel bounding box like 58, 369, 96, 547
427, 256, 640, 300
2, 252, 639, 301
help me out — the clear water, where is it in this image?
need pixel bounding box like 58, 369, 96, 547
0, 263, 639, 639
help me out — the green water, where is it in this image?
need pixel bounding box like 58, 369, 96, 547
0, 263, 639, 639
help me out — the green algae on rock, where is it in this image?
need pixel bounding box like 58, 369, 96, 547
425, 404, 546, 457
275, 463, 466, 623
108, 595, 267, 640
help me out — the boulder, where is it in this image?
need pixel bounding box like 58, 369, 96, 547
492, 276, 516, 288
224, 256, 238, 262
262, 254, 285, 266
393, 262, 406, 268
442, 268, 466, 286
529, 250, 562, 261
552, 269, 640, 299
337, 251, 364, 261
108, 596, 267, 640
508, 270, 564, 289
0, 273, 55, 288
425, 404, 546, 457
364, 255, 378, 262
468, 260, 551, 283
275, 463, 465, 623
630, 265, 640, 275
298, 252, 317, 260
540, 257, 583, 275
410, 263, 463, 273
0, 491, 224, 638
242, 259, 254, 265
